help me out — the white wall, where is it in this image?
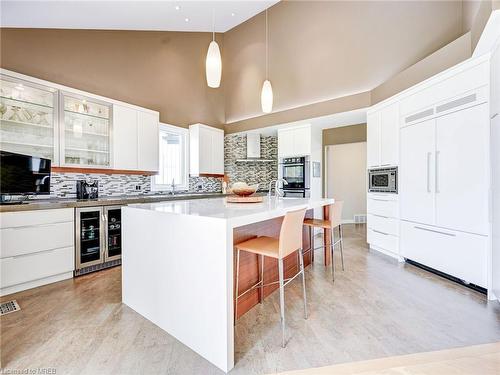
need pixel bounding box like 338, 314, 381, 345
326, 142, 367, 223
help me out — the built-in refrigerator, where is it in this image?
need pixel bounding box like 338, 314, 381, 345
75, 205, 123, 276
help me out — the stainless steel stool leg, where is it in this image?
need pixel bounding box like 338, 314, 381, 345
278, 258, 286, 348
331, 227, 335, 283
234, 249, 240, 324
299, 249, 308, 319
339, 225, 345, 271
259, 254, 265, 303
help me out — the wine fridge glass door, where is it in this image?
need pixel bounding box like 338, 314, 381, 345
76, 207, 104, 269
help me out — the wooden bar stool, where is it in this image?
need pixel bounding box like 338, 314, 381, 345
234, 207, 308, 348
303, 201, 344, 282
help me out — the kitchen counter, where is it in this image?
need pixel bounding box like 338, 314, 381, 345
0, 192, 227, 213
131, 196, 333, 228
122, 196, 334, 373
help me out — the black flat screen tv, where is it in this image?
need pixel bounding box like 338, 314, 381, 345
0, 151, 51, 196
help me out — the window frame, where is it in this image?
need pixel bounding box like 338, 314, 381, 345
151, 123, 189, 192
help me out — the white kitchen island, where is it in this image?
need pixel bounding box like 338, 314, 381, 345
122, 196, 334, 373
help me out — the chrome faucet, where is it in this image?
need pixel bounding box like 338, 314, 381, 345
170, 178, 175, 195
274, 178, 288, 198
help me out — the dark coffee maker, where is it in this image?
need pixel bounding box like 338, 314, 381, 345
76, 180, 99, 199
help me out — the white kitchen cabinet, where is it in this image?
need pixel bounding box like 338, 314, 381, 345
277, 128, 294, 157
366, 112, 381, 168
492, 43, 500, 118
212, 128, 225, 175
293, 126, 312, 156
400, 103, 489, 236
435, 103, 489, 235
113, 106, 159, 172
278, 125, 311, 157
0, 208, 75, 296
400, 221, 487, 287
113, 105, 138, 170
1, 68, 160, 173
367, 193, 400, 258
0, 75, 58, 164
137, 111, 160, 172
189, 123, 224, 176
60, 92, 111, 167
400, 118, 435, 225
367, 102, 399, 167
380, 103, 399, 166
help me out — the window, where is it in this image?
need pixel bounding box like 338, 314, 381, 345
152, 124, 189, 191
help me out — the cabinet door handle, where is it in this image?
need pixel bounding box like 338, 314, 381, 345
371, 198, 390, 202
426, 152, 431, 193
414, 226, 455, 237
380, 164, 391, 167
372, 214, 389, 219
435, 150, 440, 193
373, 229, 390, 236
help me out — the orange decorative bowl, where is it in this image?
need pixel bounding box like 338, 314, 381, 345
231, 183, 259, 197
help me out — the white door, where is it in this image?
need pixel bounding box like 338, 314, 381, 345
198, 126, 213, 174
113, 105, 138, 170
367, 112, 381, 168
326, 142, 367, 222
400, 119, 435, 224
435, 104, 490, 235
380, 103, 399, 166
211, 130, 224, 175
137, 111, 159, 172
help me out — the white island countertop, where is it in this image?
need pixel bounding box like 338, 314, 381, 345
129, 196, 335, 228
123, 196, 334, 373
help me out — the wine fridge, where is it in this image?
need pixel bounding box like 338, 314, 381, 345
75, 205, 123, 276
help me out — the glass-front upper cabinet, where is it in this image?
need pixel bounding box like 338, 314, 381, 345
61, 93, 111, 167
0, 75, 58, 162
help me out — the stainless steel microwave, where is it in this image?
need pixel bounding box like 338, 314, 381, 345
368, 167, 398, 193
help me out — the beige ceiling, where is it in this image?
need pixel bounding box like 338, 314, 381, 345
223, 0, 468, 124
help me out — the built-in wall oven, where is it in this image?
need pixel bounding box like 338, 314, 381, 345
368, 167, 398, 193
75, 205, 123, 276
280, 157, 310, 197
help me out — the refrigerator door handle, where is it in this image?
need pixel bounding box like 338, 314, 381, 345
101, 208, 107, 262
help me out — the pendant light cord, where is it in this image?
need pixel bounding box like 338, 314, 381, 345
212, 9, 215, 42
265, 9, 269, 79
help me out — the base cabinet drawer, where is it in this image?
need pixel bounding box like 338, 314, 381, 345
367, 228, 399, 254
367, 214, 399, 236
400, 221, 487, 287
0, 246, 74, 289
1, 221, 74, 258
367, 197, 399, 218
0, 208, 73, 228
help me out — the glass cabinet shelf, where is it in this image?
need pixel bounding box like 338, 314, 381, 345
61, 93, 111, 167
0, 75, 56, 161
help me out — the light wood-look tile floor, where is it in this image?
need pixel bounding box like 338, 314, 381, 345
276, 342, 500, 375
1, 224, 500, 374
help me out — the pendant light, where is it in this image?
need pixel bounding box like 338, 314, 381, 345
261, 9, 273, 113
206, 10, 222, 88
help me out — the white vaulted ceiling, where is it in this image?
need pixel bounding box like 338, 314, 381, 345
0, 0, 279, 33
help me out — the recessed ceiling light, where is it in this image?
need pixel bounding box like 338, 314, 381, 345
185, 17, 189, 22
175, 5, 180, 11
231, 12, 236, 17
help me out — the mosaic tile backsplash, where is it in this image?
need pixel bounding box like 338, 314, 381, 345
47, 133, 276, 198
224, 134, 278, 189
49, 173, 222, 198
